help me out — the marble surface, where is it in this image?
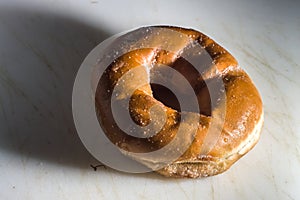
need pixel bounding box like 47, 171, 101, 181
0, 0, 299, 199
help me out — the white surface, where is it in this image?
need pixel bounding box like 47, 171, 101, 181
0, 0, 299, 199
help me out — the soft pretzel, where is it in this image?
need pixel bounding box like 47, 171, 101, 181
95, 26, 263, 178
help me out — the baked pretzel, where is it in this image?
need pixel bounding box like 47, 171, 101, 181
95, 26, 263, 178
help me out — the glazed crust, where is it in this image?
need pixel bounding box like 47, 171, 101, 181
95, 26, 263, 178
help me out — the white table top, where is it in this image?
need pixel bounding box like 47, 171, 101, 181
0, 0, 299, 199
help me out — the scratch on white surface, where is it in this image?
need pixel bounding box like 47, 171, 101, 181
236, 44, 298, 86
138, 180, 147, 199
262, 32, 300, 68
95, 184, 105, 199
57, 183, 68, 200
264, 112, 298, 157
211, 183, 215, 200
108, 171, 120, 199
0, 65, 40, 113
175, 180, 190, 200
262, 125, 299, 200
0, 94, 10, 133
0, 20, 61, 80
281, 189, 296, 200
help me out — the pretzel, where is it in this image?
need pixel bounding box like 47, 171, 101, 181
95, 26, 263, 178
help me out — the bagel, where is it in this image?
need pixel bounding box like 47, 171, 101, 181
95, 26, 264, 178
